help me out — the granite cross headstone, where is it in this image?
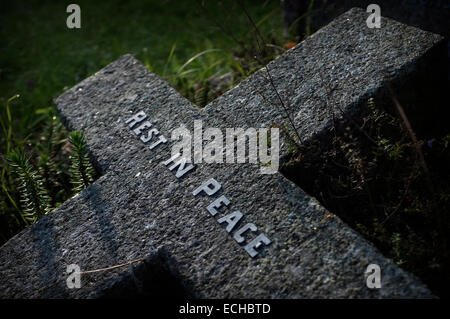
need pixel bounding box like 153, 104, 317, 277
0, 8, 445, 298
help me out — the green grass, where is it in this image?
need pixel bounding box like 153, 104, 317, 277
0, 0, 285, 140
0, 0, 283, 114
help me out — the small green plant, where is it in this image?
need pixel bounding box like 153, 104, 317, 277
68, 131, 95, 193
1, 111, 96, 243
391, 232, 404, 265
36, 113, 72, 208
6, 148, 51, 223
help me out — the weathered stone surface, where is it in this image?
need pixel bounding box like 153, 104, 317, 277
284, 1, 450, 46
0, 8, 445, 298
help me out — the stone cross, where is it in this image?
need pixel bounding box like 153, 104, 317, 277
0, 8, 445, 298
